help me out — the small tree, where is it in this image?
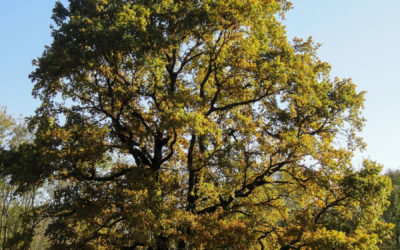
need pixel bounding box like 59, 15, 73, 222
3, 0, 391, 248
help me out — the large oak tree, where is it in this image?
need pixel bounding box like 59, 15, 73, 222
5, 0, 392, 249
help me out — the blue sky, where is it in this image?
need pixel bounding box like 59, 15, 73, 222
0, 0, 67, 116
284, 0, 400, 170
1, 1, 399, 170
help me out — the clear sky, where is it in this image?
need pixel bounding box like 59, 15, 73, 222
284, 0, 400, 170
0, 0, 67, 116
1, 1, 399, 170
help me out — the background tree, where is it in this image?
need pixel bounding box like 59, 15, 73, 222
4, 0, 392, 248
382, 169, 400, 249
0, 107, 48, 249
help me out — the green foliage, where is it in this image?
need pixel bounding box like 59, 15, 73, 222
0, 107, 47, 249
382, 170, 400, 249
2, 0, 391, 249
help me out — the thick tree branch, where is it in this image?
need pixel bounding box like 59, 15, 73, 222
314, 197, 347, 224
187, 134, 198, 212
197, 160, 292, 214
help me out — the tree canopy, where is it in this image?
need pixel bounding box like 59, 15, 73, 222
1, 0, 393, 249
